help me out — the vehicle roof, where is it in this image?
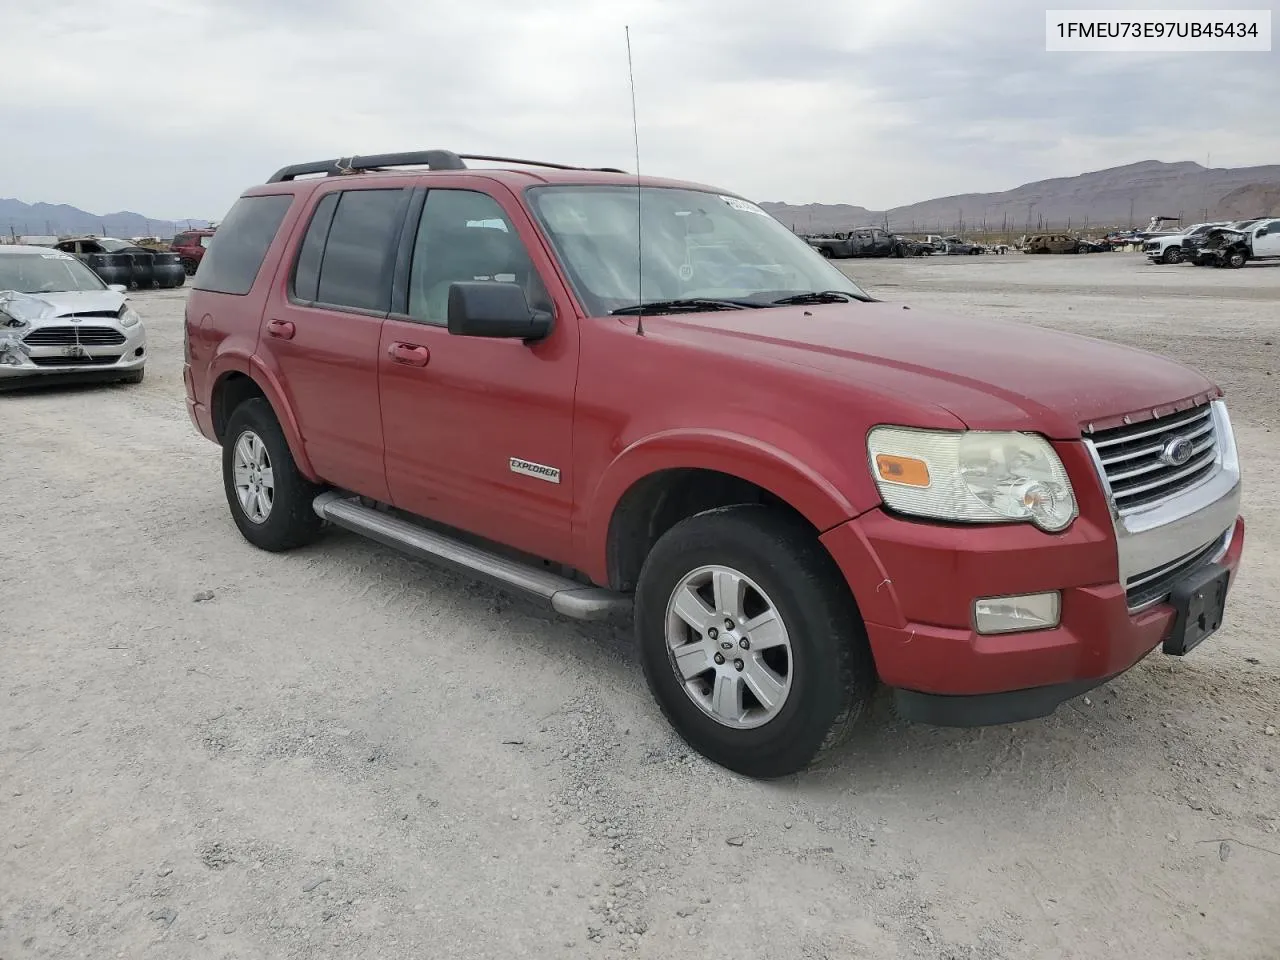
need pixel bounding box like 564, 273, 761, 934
243, 166, 739, 199
0, 244, 77, 256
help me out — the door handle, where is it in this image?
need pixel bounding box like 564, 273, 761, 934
388, 342, 430, 367
266, 319, 296, 340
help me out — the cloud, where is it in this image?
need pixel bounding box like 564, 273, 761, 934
0, 0, 1275, 219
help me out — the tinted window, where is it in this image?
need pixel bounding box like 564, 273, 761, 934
194, 194, 292, 295
407, 189, 550, 325
291, 192, 339, 303
315, 189, 404, 312
173, 233, 192, 247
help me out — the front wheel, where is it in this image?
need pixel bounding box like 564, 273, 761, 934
222, 398, 325, 551
1227, 251, 1247, 269
635, 505, 874, 778
1162, 247, 1184, 264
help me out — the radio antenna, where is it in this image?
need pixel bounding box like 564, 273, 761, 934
625, 25, 645, 336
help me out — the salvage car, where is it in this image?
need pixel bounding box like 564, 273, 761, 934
1192, 219, 1280, 268
1025, 234, 1090, 254
804, 228, 906, 259
1144, 222, 1227, 264
932, 235, 983, 255
184, 150, 1244, 778
55, 236, 185, 289
0, 246, 147, 387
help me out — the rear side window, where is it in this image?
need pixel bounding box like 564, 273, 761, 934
194, 194, 292, 295
173, 233, 191, 247
291, 193, 339, 302
312, 189, 405, 312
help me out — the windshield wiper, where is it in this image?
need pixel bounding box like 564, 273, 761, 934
771, 290, 875, 305
610, 298, 763, 315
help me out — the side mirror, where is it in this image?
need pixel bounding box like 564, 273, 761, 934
447, 281, 551, 341
107, 284, 128, 294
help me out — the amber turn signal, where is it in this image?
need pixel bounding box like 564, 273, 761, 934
874, 454, 930, 487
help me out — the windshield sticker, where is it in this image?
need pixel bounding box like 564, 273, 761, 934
719, 195, 769, 217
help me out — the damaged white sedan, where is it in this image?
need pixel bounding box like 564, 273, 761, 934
0, 245, 146, 388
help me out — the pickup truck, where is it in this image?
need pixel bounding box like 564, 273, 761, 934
1193, 218, 1280, 268
805, 228, 912, 259
1143, 222, 1227, 264
184, 150, 1246, 778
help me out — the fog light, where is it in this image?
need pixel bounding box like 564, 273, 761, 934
973, 592, 1060, 634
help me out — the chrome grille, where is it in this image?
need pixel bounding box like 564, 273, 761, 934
1125, 531, 1228, 611
1089, 403, 1220, 515
23, 325, 126, 347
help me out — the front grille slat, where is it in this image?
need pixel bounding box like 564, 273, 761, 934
1125, 533, 1227, 610
1088, 402, 1221, 515
28, 354, 122, 367
23, 325, 126, 347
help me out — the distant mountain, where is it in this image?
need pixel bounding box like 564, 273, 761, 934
763, 160, 1280, 234
0, 198, 210, 240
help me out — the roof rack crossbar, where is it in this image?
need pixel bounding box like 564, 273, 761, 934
266, 150, 467, 183
266, 151, 628, 183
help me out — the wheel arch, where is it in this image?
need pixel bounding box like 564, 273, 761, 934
209, 361, 318, 481
589, 431, 862, 592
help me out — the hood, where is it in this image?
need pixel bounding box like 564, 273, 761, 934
0, 288, 126, 324
653, 303, 1217, 439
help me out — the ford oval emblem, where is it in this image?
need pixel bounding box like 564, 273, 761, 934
1160, 436, 1195, 467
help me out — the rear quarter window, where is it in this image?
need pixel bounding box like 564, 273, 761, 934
193, 194, 293, 295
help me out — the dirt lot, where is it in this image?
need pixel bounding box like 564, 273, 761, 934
2, 253, 1277, 960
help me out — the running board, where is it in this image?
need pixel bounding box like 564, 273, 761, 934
312, 492, 629, 621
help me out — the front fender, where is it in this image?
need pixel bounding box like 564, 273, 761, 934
578, 427, 863, 584
209, 351, 318, 481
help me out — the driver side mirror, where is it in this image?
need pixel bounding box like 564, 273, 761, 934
447, 281, 551, 341
107, 284, 128, 294
1256, 226, 1269, 236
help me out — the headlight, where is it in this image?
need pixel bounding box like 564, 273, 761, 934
867, 426, 1077, 532
118, 305, 141, 328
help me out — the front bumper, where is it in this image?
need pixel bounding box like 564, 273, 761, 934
0, 324, 146, 384
820, 435, 1245, 726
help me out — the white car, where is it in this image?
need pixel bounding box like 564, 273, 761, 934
1142, 222, 1228, 264
0, 245, 146, 388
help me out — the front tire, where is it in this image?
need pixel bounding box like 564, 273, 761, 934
635, 505, 874, 779
1227, 251, 1247, 269
1162, 246, 1184, 264
222, 398, 325, 552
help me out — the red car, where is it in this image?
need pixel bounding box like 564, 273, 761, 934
170, 228, 217, 276
183, 151, 1245, 778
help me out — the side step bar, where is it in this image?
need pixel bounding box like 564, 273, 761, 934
312, 492, 630, 621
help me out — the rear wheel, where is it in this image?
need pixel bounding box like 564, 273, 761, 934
183, 259, 198, 276
635, 505, 874, 778
222, 398, 325, 551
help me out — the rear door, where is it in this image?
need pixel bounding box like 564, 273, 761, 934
377, 181, 580, 563
258, 183, 410, 501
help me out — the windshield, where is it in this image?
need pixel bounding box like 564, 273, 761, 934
526, 185, 870, 315
0, 252, 107, 293
95, 238, 133, 252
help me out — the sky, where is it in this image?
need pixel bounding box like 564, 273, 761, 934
1, 0, 1276, 220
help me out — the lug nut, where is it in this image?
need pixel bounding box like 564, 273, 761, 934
708, 627, 719, 640
724, 618, 734, 630
738, 638, 749, 649
713, 653, 725, 665
733, 659, 744, 672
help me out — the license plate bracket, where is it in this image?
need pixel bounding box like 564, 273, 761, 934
1164, 563, 1230, 657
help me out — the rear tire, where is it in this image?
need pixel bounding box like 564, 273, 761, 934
635, 504, 875, 779
222, 398, 325, 552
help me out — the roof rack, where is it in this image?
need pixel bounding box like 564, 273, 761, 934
266, 150, 626, 183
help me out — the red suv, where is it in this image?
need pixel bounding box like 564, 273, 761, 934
183, 150, 1245, 778
171, 228, 217, 276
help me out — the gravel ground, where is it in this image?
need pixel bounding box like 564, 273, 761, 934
2, 253, 1277, 960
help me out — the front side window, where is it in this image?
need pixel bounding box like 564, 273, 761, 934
195, 194, 293, 296
527, 185, 869, 316
0, 252, 106, 293
407, 189, 550, 325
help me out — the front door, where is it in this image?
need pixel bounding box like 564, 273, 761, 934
1253, 220, 1280, 257
378, 184, 580, 564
